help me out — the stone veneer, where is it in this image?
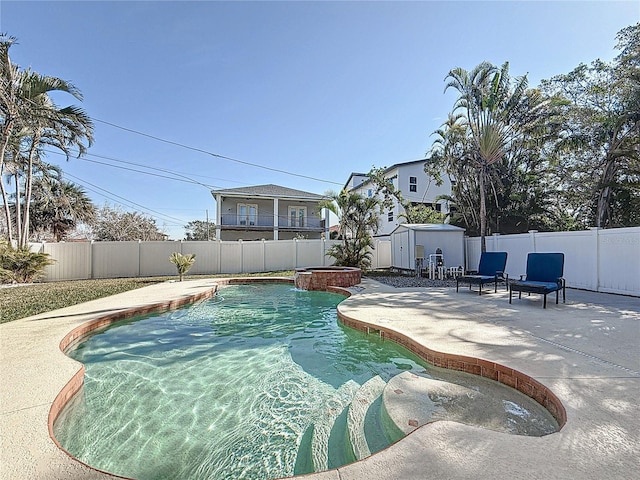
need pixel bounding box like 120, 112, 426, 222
294, 267, 361, 290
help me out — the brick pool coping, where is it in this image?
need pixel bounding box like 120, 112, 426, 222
337, 311, 566, 427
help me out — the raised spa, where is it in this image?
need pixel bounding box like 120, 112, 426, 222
294, 266, 361, 290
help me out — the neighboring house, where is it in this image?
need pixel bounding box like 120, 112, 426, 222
344, 159, 453, 239
211, 184, 329, 241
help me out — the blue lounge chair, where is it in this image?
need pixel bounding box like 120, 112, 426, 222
456, 252, 508, 295
509, 253, 566, 308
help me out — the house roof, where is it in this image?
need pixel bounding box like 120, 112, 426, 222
211, 184, 327, 200
345, 158, 430, 191
342, 172, 369, 191
390, 223, 466, 235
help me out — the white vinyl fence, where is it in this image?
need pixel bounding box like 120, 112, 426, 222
29, 228, 639, 296
464, 227, 640, 297
34, 239, 392, 282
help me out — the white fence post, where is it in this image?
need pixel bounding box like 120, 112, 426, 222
529, 230, 538, 253
592, 227, 600, 292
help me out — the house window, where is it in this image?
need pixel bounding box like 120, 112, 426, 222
409, 176, 417, 192
289, 206, 307, 227
388, 210, 393, 222
238, 203, 257, 226
367, 189, 373, 198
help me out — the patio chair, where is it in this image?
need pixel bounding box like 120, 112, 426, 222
509, 253, 566, 308
456, 251, 508, 295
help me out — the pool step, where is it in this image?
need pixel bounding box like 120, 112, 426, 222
293, 423, 315, 476
347, 375, 387, 460
311, 380, 360, 472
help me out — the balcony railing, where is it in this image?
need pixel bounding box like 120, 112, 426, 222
220, 214, 325, 230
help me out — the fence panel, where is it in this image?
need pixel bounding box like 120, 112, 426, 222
92, 241, 140, 279
140, 241, 182, 277
500, 233, 535, 279
598, 227, 640, 295
241, 241, 266, 273
466, 227, 639, 296
219, 242, 242, 274
295, 239, 325, 267
535, 231, 596, 291
33, 229, 636, 295
41, 242, 92, 281
180, 241, 219, 275
264, 240, 295, 271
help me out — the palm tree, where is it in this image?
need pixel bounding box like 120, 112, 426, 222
169, 252, 196, 282
444, 62, 546, 251
0, 35, 93, 247
30, 171, 95, 241
319, 190, 380, 270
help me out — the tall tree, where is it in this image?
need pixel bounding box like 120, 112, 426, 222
29, 173, 95, 241
92, 205, 166, 241
184, 220, 215, 241
442, 62, 554, 249
540, 23, 640, 228
0, 35, 93, 246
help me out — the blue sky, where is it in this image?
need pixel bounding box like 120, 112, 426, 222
2, 0, 638, 239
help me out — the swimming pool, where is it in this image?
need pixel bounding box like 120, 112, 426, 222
54, 283, 558, 480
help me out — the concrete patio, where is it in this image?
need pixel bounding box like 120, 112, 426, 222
1, 278, 638, 480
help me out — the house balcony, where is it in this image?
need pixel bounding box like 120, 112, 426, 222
220, 214, 325, 231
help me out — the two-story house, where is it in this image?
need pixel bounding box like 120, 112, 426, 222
211, 184, 329, 241
344, 159, 453, 239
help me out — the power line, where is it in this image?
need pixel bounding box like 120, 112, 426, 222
93, 117, 344, 186
64, 172, 186, 226
43, 149, 223, 189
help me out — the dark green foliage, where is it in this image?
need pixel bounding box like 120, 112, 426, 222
0, 244, 54, 283
184, 220, 214, 241
320, 190, 379, 271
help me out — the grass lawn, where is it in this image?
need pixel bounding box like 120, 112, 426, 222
0, 272, 294, 324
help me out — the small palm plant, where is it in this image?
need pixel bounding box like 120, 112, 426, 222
169, 252, 196, 282
0, 243, 55, 283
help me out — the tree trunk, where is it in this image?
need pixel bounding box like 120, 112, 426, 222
0, 122, 15, 246
596, 154, 618, 228
14, 172, 21, 245
20, 134, 40, 247
479, 165, 487, 253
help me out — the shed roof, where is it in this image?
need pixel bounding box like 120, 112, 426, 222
391, 223, 466, 235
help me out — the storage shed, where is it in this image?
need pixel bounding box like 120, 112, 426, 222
390, 224, 466, 273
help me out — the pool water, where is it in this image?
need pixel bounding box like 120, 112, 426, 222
54, 283, 557, 480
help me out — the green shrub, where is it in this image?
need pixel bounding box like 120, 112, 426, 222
169, 252, 196, 281
0, 244, 55, 284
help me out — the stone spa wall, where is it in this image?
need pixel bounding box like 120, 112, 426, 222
294, 267, 361, 290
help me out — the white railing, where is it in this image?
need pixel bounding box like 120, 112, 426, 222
465, 227, 640, 296
33, 239, 392, 282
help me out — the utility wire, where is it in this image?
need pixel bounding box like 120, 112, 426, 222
8, 92, 343, 187
64, 172, 186, 225
45, 150, 222, 189
93, 117, 344, 186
